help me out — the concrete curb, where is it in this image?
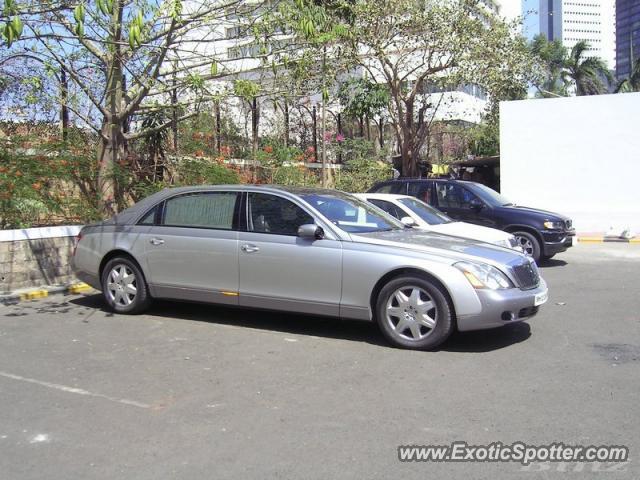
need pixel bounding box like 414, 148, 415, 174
577, 236, 640, 244
0, 283, 94, 305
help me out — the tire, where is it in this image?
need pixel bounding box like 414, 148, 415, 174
541, 254, 555, 261
101, 256, 152, 314
375, 275, 454, 350
513, 231, 541, 263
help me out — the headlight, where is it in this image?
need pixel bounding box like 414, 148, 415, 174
543, 221, 564, 230
454, 261, 513, 290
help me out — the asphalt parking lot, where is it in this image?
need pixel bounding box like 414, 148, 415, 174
1, 243, 639, 479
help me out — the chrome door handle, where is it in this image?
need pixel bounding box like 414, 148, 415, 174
241, 244, 260, 253
150, 238, 165, 245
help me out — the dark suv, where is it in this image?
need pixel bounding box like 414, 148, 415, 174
368, 179, 575, 262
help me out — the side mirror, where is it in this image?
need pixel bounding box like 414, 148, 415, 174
298, 224, 325, 240
400, 216, 417, 227
469, 199, 484, 212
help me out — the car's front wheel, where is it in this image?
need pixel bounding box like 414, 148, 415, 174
513, 231, 541, 262
375, 275, 454, 350
101, 257, 152, 314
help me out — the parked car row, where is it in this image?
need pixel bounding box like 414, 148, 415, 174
355, 193, 521, 251
368, 178, 575, 263
73, 184, 551, 351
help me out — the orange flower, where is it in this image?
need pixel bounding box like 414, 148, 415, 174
263, 145, 273, 154
32, 182, 42, 191
15, 170, 22, 177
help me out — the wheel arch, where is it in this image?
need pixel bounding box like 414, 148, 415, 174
99, 250, 147, 284
504, 224, 544, 246
369, 267, 457, 323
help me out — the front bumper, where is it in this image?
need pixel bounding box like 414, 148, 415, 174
542, 229, 576, 256
456, 278, 548, 332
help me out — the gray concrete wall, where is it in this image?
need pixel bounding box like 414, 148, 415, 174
0, 235, 77, 292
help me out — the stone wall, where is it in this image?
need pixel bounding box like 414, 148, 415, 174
0, 227, 81, 293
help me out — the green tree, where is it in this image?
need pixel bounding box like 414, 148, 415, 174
529, 34, 569, 97
563, 41, 613, 96
1, 0, 243, 215
338, 77, 389, 144
343, 0, 534, 177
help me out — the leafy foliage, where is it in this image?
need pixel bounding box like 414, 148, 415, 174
530, 36, 612, 96
338, 78, 389, 121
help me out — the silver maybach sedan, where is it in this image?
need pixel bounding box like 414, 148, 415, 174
72, 185, 548, 350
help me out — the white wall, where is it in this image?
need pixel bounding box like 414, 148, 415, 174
500, 93, 640, 233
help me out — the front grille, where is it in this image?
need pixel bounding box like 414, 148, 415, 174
565, 219, 572, 230
512, 261, 540, 290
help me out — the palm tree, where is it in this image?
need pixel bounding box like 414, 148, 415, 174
530, 35, 569, 97
615, 57, 640, 93
562, 41, 613, 96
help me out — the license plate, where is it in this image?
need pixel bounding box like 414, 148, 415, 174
534, 290, 549, 306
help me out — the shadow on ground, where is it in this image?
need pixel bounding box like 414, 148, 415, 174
538, 258, 568, 268
64, 294, 531, 353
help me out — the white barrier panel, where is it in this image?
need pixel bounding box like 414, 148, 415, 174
0, 225, 82, 243
500, 93, 640, 233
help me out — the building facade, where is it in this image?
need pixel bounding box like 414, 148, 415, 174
616, 0, 640, 79
534, 0, 616, 69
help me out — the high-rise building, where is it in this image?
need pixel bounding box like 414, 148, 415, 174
532, 0, 617, 69
616, 0, 640, 79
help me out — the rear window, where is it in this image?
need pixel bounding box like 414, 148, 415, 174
162, 192, 238, 229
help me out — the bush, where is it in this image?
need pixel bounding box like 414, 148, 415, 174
0, 143, 100, 228
272, 165, 320, 186
334, 157, 393, 193
175, 157, 240, 186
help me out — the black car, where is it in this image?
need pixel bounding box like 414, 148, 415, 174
368, 179, 575, 262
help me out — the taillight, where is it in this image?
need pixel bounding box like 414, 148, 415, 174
73, 231, 83, 256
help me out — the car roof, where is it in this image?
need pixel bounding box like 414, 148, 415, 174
355, 193, 411, 201
380, 178, 478, 185
109, 184, 350, 225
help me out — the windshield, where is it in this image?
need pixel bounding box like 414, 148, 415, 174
300, 192, 403, 233
468, 183, 514, 207
397, 197, 452, 225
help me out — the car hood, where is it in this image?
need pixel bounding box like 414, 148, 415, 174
425, 222, 512, 244
499, 205, 570, 221
350, 229, 527, 268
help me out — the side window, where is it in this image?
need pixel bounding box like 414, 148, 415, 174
408, 182, 433, 205
247, 193, 313, 236
369, 199, 402, 219
162, 192, 238, 229
435, 184, 479, 209
138, 206, 157, 225
371, 182, 404, 194
373, 183, 394, 194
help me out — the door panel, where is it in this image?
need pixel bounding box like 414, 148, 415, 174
433, 182, 496, 228
238, 232, 343, 316
143, 227, 239, 304
239, 193, 342, 316
140, 191, 240, 305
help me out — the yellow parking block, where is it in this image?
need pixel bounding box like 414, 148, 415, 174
68, 283, 93, 294
629, 238, 640, 244
577, 237, 604, 243
19, 290, 49, 301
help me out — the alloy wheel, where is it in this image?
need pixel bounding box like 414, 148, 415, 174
385, 286, 437, 341
515, 235, 534, 257
106, 264, 138, 307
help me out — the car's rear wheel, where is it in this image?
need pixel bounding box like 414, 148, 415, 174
513, 231, 541, 262
101, 257, 151, 314
375, 275, 454, 350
